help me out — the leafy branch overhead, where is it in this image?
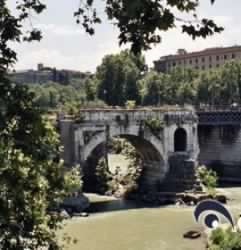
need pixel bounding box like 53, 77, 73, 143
75, 0, 223, 53
1, 0, 223, 70
0, 0, 46, 70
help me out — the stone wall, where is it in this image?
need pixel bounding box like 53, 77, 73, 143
59, 109, 199, 192
59, 119, 75, 166
198, 125, 241, 182
59, 109, 241, 187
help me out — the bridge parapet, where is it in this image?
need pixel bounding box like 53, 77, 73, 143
77, 108, 197, 125
198, 111, 241, 125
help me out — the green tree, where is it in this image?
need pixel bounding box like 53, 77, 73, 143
31, 85, 51, 108
141, 68, 198, 106
28, 82, 84, 110
0, 83, 80, 249
85, 77, 98, 101
219, 62, 240, 104
140, 61, 241, 107
207, 70, 222, 106
196, 61, 241, 107
95, 137, 143, 196
197, 72, 211, 105
141, 71, 166, 105
177, 81, 197, 105
237, 62, 241, 102
96, 50, 143, 106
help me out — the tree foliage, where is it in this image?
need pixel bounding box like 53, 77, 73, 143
141, 61, 241, 107
28, 82, 84, 111
22, 54, 241, 109
75, 0, 223, 53
196, 165, 218, 195
96, 50, 144, 106
1, 0, 222, 72
0, 82, 80, 249
95, 137, 143, 196
208, 227, 241, 250
27, 78, 109, 112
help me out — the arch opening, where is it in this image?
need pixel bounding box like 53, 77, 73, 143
174, 128, 187, 152
82, 134, 165, 195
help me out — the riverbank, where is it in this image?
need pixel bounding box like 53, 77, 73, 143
61, 187, 241, 250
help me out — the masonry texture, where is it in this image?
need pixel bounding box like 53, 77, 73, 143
60, 108, 199, 192
198, 125, 241, 182
197, 110, 241, 182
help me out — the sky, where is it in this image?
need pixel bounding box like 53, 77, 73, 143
8, 0, 241, 72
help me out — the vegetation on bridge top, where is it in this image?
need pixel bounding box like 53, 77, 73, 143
78, 106, 195, 112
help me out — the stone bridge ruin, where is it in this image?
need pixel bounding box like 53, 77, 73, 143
60, 108, 199, 192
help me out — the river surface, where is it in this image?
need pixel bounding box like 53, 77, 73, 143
62, 187, 241, 250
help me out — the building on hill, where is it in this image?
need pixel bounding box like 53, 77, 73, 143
154, 45, 241, 73
9, 63, 91, 84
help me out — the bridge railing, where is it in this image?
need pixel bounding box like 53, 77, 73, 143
196, 104, 241, 112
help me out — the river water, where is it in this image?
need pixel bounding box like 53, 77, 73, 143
62, 187, 241, 250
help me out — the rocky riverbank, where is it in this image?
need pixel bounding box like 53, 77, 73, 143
61, 193, 90, 214
125, 191, 227, 206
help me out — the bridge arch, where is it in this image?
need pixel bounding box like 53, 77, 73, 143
82, 128, 165, 162
81, 131, 168, 192
174, 127, 187, 152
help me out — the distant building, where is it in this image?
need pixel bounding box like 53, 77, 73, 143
154, 45, 241, 73
9, 63, 91, 84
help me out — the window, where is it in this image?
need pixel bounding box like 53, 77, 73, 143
174, 128, 187, 152
216, 55, 220, 60
202, 66, 205, 70
216, 64, 220, 67
209, 56, 212, 62
173, 62, 176, 66
189, 59, 192, 64
202, 57, 205, 63
224, 55, 227, 60
115, 115, 121, 122
195, 58, 198, 63
232, 54, 236, 59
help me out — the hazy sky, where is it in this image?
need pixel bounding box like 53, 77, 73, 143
8, 0, 241, 72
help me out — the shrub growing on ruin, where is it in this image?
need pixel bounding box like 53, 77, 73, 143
197, 165, 218, 195
125, 100, 136, 109
144, 117, 164, 137
95, 138, 143, 196
96, 158, 113, 194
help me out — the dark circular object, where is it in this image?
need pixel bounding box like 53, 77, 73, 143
204, 213, 219, 228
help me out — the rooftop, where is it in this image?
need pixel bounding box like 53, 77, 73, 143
159, 45, 241, 61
